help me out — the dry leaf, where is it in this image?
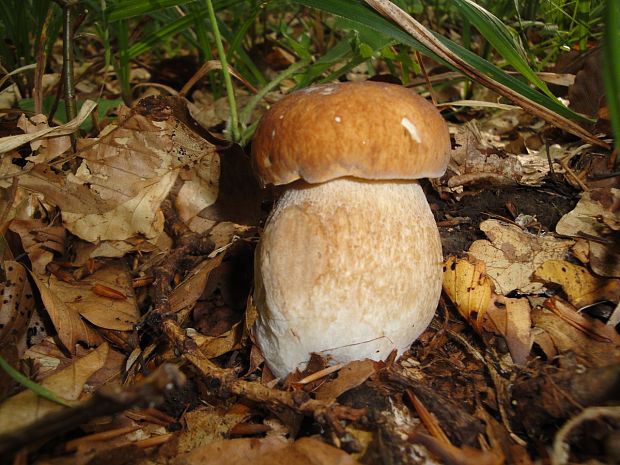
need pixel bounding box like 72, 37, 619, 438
47, 261, 140, 331
0, 343, 109, 434
175, 437, 360, 465
0, 261, 35, 350
30, 272, 103, 352
544, 296, 620, 345
485, 295, 532, 364
531, 306, 620, 367
15, 96, 222, 259
62, 170, 177, 244
9, 219, 66, 276
315, 360, 377, 401
168, 254, 225, 313
443, 255, 494, 330
0, 100, 96, 155
468, 219, 573, 294
17, 113, 71, 162
556, 188, 620, 278
534, 260, 620, 308
192, 319, 244, 359
443, 126, 554, 194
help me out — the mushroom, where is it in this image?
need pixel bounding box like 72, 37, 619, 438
251, 81, 451, 378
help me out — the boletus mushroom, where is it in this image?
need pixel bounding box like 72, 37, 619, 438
251, 81, 451, 378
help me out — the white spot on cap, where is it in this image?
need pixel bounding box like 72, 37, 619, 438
401, 117, 421, 143
271, 129, 276, 138
335, 116, 342, 123
320, 86, 336, 95
279, 115, 284, 120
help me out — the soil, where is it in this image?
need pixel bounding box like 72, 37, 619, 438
426, 181, 579, 256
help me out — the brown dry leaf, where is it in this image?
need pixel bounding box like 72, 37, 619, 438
315, 360, 377, 401
191, 319, 244, 359
176, 162, 220, 233
0, 342, 109, 434
17, 97, 220, 258
30, 272, 103, 352
544, 296, 620, 345
468, 219, 574, 294
8, 219, 66, 276
0, 261, 35, 350
47, 261, 140, 331
556, 188, 620, 278
24, 338, 79, 381
0, 260, 36, 398
17, 113, 71, 163
534, 260, 620, 308
0, 100, 96, 155
170, 406, 252, 456
443, 255, 494, 331
174, 437, 360, 465
169, 253, 225, 313
531, 305, 620, 367
484, 295, 532, 364
442, 125, 555, 197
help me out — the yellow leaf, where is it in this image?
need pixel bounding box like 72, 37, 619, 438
534, 260, 620, 308
442, 256, 494, 330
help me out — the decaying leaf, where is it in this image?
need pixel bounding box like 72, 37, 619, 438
443, 255, 494, 331
468, 219, 573, 294
556, 188, 620, 278
534, 260, 620, 308
0, 100, 96, 155
190, 319, 245, 359
545, 296, 620, 345
0, 343, 109, 434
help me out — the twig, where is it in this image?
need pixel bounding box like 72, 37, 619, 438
161, 319, 367, 449
551, 406, 620, 465
61, 1, 77, 139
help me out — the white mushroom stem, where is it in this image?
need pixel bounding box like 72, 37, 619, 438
254, 177, 443, 378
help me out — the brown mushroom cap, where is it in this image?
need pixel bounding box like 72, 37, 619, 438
252, 81, 451, 186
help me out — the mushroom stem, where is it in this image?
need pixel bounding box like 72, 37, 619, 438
254, 177, 443, 378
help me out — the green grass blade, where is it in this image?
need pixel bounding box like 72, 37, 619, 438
603, 0, 620, 157
107, 0, 196, 22
0, 355, 73, 407
126, 13, 201, 59
292, 0, 591, 124
106, 0, 242, 22
453, 0, 557, 100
